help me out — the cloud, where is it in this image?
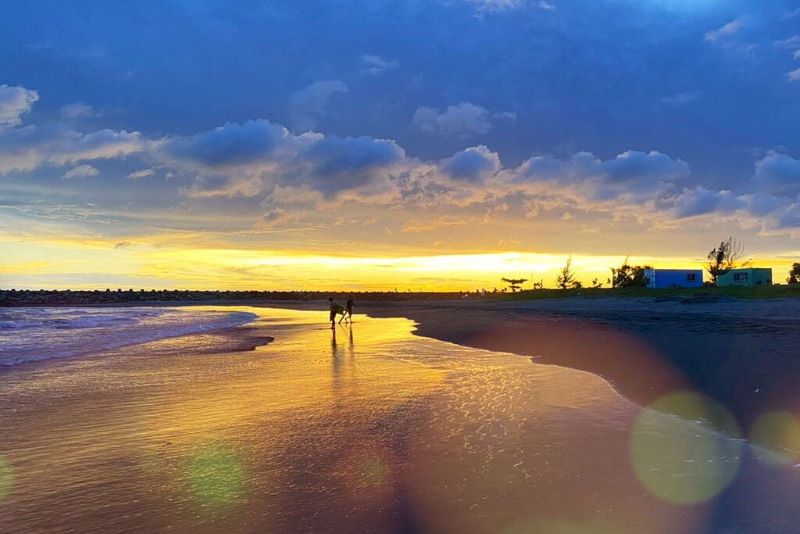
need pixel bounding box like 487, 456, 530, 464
62, 164, 99, 179
59, 102, 95, 119
516, 150, 688, 200
114, 241, 131, 249
181, 174, 265, 199
705, 19, 745, 43
0, 122, 144, 174
128, 169, 155, 179
774, 35, 800, 48
601, 150, 689, 183
301, 135, 405, 193
788, 68, 800, 82
465, 0, 524, 12
439, 145, 501, 182
157, 117, 405, 198
413, 102, 516, 137
752, 152, 800, 194
0, 84, 39, 129
162, 120, 288, 169
289, 80, 348, 130
361, 54, 399, 75
660, 92, 701, 107
402, 215, 468, 233
538, 1, 556, 11
672, 187, 739, 218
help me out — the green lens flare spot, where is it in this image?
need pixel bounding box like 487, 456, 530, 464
185, 444, 245, 509
630, 391, 742, 505
750, 411, 800, 465
0, 457, 14, 500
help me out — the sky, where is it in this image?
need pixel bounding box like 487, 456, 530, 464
1, 0, 800, 290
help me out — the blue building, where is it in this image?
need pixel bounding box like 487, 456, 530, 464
644, 269, 704, 289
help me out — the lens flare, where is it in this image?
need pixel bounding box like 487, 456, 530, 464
185, 443, 246, 510
0, 457, 13, 500
630, 392, 742, 505
750, 411, 800, 465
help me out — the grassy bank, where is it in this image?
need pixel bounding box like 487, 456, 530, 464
499, 284, 800, 301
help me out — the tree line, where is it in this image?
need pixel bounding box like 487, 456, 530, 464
504, 237, 799, 291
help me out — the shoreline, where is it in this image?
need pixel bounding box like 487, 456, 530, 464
4, 297, 800, 426
248, 297, 800, 426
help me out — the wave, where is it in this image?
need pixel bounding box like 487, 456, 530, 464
0, 307, 258, 367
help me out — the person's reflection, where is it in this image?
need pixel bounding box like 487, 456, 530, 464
347, 324, 355, 363
331, 327, 342, 390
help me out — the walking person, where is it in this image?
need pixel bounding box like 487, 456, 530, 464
344, 296, 354, 324
328, 297, 338, 329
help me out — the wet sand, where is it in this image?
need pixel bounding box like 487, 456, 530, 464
1, 306, 799, 533
318, 297, 800, 427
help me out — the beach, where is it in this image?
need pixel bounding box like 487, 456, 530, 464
0, 303, 799, 532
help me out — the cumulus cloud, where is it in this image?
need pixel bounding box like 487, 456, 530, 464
516, 150, 688, 200
602, 150, 689, 183
672, 187, 740, 218
788, 68, 800, 82
156, 118, 405, 198
301, 135, 405, 193
439, 145, 501, 182
361, 54, 399, 75
0, 84, 39, 129
752, 152, 800, 194
5, 83, 800, 239
413, 102, 516, 137
705, 19, 745, 43
62, 164, 99, 179
0, 85, 140, 174
0, 122, 144, 174
289, 80, 348, 130
162, 120, 289, 169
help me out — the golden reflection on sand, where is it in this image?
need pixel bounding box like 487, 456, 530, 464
0, 306, 792, 533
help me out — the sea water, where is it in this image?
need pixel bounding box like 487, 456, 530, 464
0, 306, 797, 533
0, 307, 257, 367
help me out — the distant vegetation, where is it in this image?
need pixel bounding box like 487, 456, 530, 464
555, 257, 581, 289
610, 258, 651, 288
502, 278, 528, 292
788, 263, 800, 285
706, 237, 744, 286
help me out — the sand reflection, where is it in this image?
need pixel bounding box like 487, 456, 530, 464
0, 307, 798, 533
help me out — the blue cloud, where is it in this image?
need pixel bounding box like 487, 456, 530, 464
440, 146, 501, 181
601, 151, 689, 183
302, 135, 405, 192
752, 152, 800, 194
163, 120, 287, 168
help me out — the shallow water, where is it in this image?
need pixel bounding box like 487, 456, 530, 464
0, 307, 258, 366
0, 306, 798, 533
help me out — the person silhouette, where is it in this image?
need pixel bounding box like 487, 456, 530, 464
344, 296, 354, 323
328, 297, 338, 329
